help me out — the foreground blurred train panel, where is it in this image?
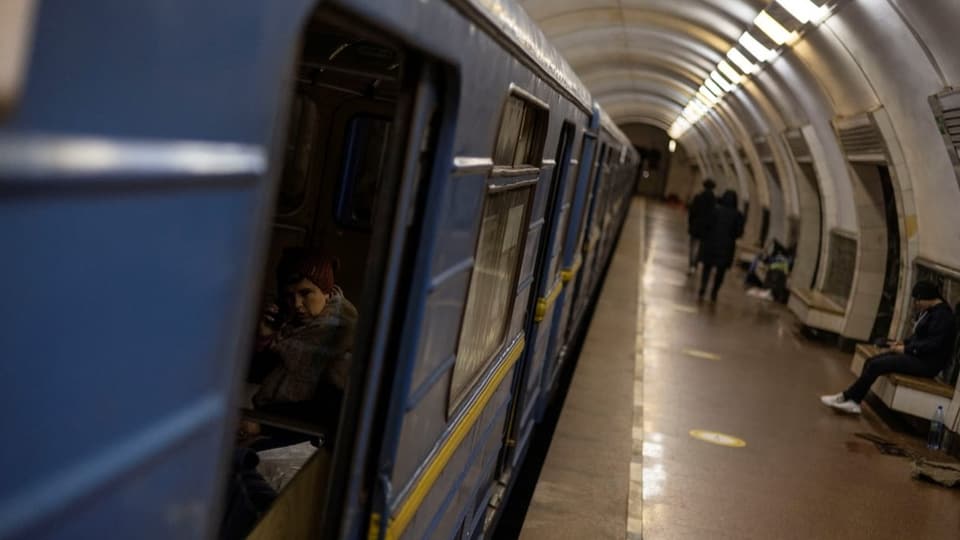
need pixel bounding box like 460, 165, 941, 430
0, 1, 638, 540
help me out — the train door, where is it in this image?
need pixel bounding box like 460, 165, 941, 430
568, 143, 608, 334
551, 132, 597, 380
228, 13, 450, 540
498, 121, 577, 477
364, 89, 547, 540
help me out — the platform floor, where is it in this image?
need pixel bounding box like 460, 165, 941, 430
519, 200, 960, 540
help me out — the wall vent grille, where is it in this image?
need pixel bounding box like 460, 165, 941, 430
834, 114, 886, 162
784, 130, 810, 162
754, 137, 773, 162
930, 88, 960, 191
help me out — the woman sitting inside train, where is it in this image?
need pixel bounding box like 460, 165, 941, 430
242, 248, 359, 448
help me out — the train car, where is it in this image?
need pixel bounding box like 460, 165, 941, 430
0, 1, 638, 539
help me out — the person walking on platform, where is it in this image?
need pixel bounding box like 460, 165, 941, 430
820, 281, 957, 414
687, 178, 716, 274
697, 189, 744, 302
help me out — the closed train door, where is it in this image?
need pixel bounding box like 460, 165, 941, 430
499, 120, 578, 477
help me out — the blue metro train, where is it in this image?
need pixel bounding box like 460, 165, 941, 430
0, 0, 639, 539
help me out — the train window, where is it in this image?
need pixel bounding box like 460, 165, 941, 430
450, 186, 532, 411
553, 124, 579, 278
277, 94, 319, 214
336, 114, 393, 229
493, 96, 524, 165
493, 94, 547, 167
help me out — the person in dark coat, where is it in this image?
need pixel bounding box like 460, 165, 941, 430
698, 189, 744, 301
821, 281, 957, 414
687, 179, 717, 273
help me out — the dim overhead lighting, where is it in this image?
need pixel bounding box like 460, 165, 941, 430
727, 49, 758, 74
696, 93, 714, 111
739, 32, 776, 62
669, 139, 677, 153
776, 0, 829, 24
754, 11, 795, 45
710, 71, 735, 92
704, 79, 726, 99
717, 61, 743, 84
699, 85, 719, 103
689, 98, 708, 116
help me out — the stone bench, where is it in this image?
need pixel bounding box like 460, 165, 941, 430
850, 344, 954, 418
788, 287, 846, 334
736, 240, 762, 266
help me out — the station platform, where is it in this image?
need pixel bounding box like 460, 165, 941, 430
519, 200, 960, 539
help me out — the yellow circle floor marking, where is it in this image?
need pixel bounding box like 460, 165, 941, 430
689, 430, 747, 448
681, 348, 721, 361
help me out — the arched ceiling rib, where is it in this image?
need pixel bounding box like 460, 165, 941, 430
518, 0, 773, 136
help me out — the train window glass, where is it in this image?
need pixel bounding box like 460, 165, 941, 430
493, 96, 524, 165
277, 94, 320, 214
450, 186, 532, 411
553, 124, 577, 259
336, 115, 393, 229
514, 100, 547, 167
493, 93, 547, 167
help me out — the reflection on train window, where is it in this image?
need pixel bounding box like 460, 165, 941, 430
336, 115, 393, 229
450, 187, 531, 411
277, 94, 319, 214
493, 94, 547, 167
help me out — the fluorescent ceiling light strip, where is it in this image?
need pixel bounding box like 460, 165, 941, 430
710, 71, 734, 92
718, 60, 743, 83
696, 93, 714, 110
688, 99, 707, 116
739, 32, 776, 62
699, 85, 719, 102
704, 79, 726, 98
754, 11, 793, 45
727, 49, 758, 74
776, 0, 827, 24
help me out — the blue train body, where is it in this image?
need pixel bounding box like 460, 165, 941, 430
0, 1, 639, 539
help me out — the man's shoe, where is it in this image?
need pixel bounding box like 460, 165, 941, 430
820, 393, 861, 414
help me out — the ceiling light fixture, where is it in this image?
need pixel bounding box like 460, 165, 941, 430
738, 32, 776, 62
710, 71, 735, 92
727, 49, 759, 74
717, 61, 743, 84
776, 0, 829, 24
704, 78, 726, 98
754, 11, 795, 45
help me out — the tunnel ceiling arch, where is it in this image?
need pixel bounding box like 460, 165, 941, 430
519, 0, 769, 136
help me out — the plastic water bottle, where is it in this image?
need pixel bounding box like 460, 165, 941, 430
927, 406, 945, 450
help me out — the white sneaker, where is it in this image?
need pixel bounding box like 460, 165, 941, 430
820, 393, 861, 414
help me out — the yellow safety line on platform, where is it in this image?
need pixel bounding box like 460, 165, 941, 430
534, 280, 564, 322
368, 337, 526, 540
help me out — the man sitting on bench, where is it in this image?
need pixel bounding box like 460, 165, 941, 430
820, 280, 956, 414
